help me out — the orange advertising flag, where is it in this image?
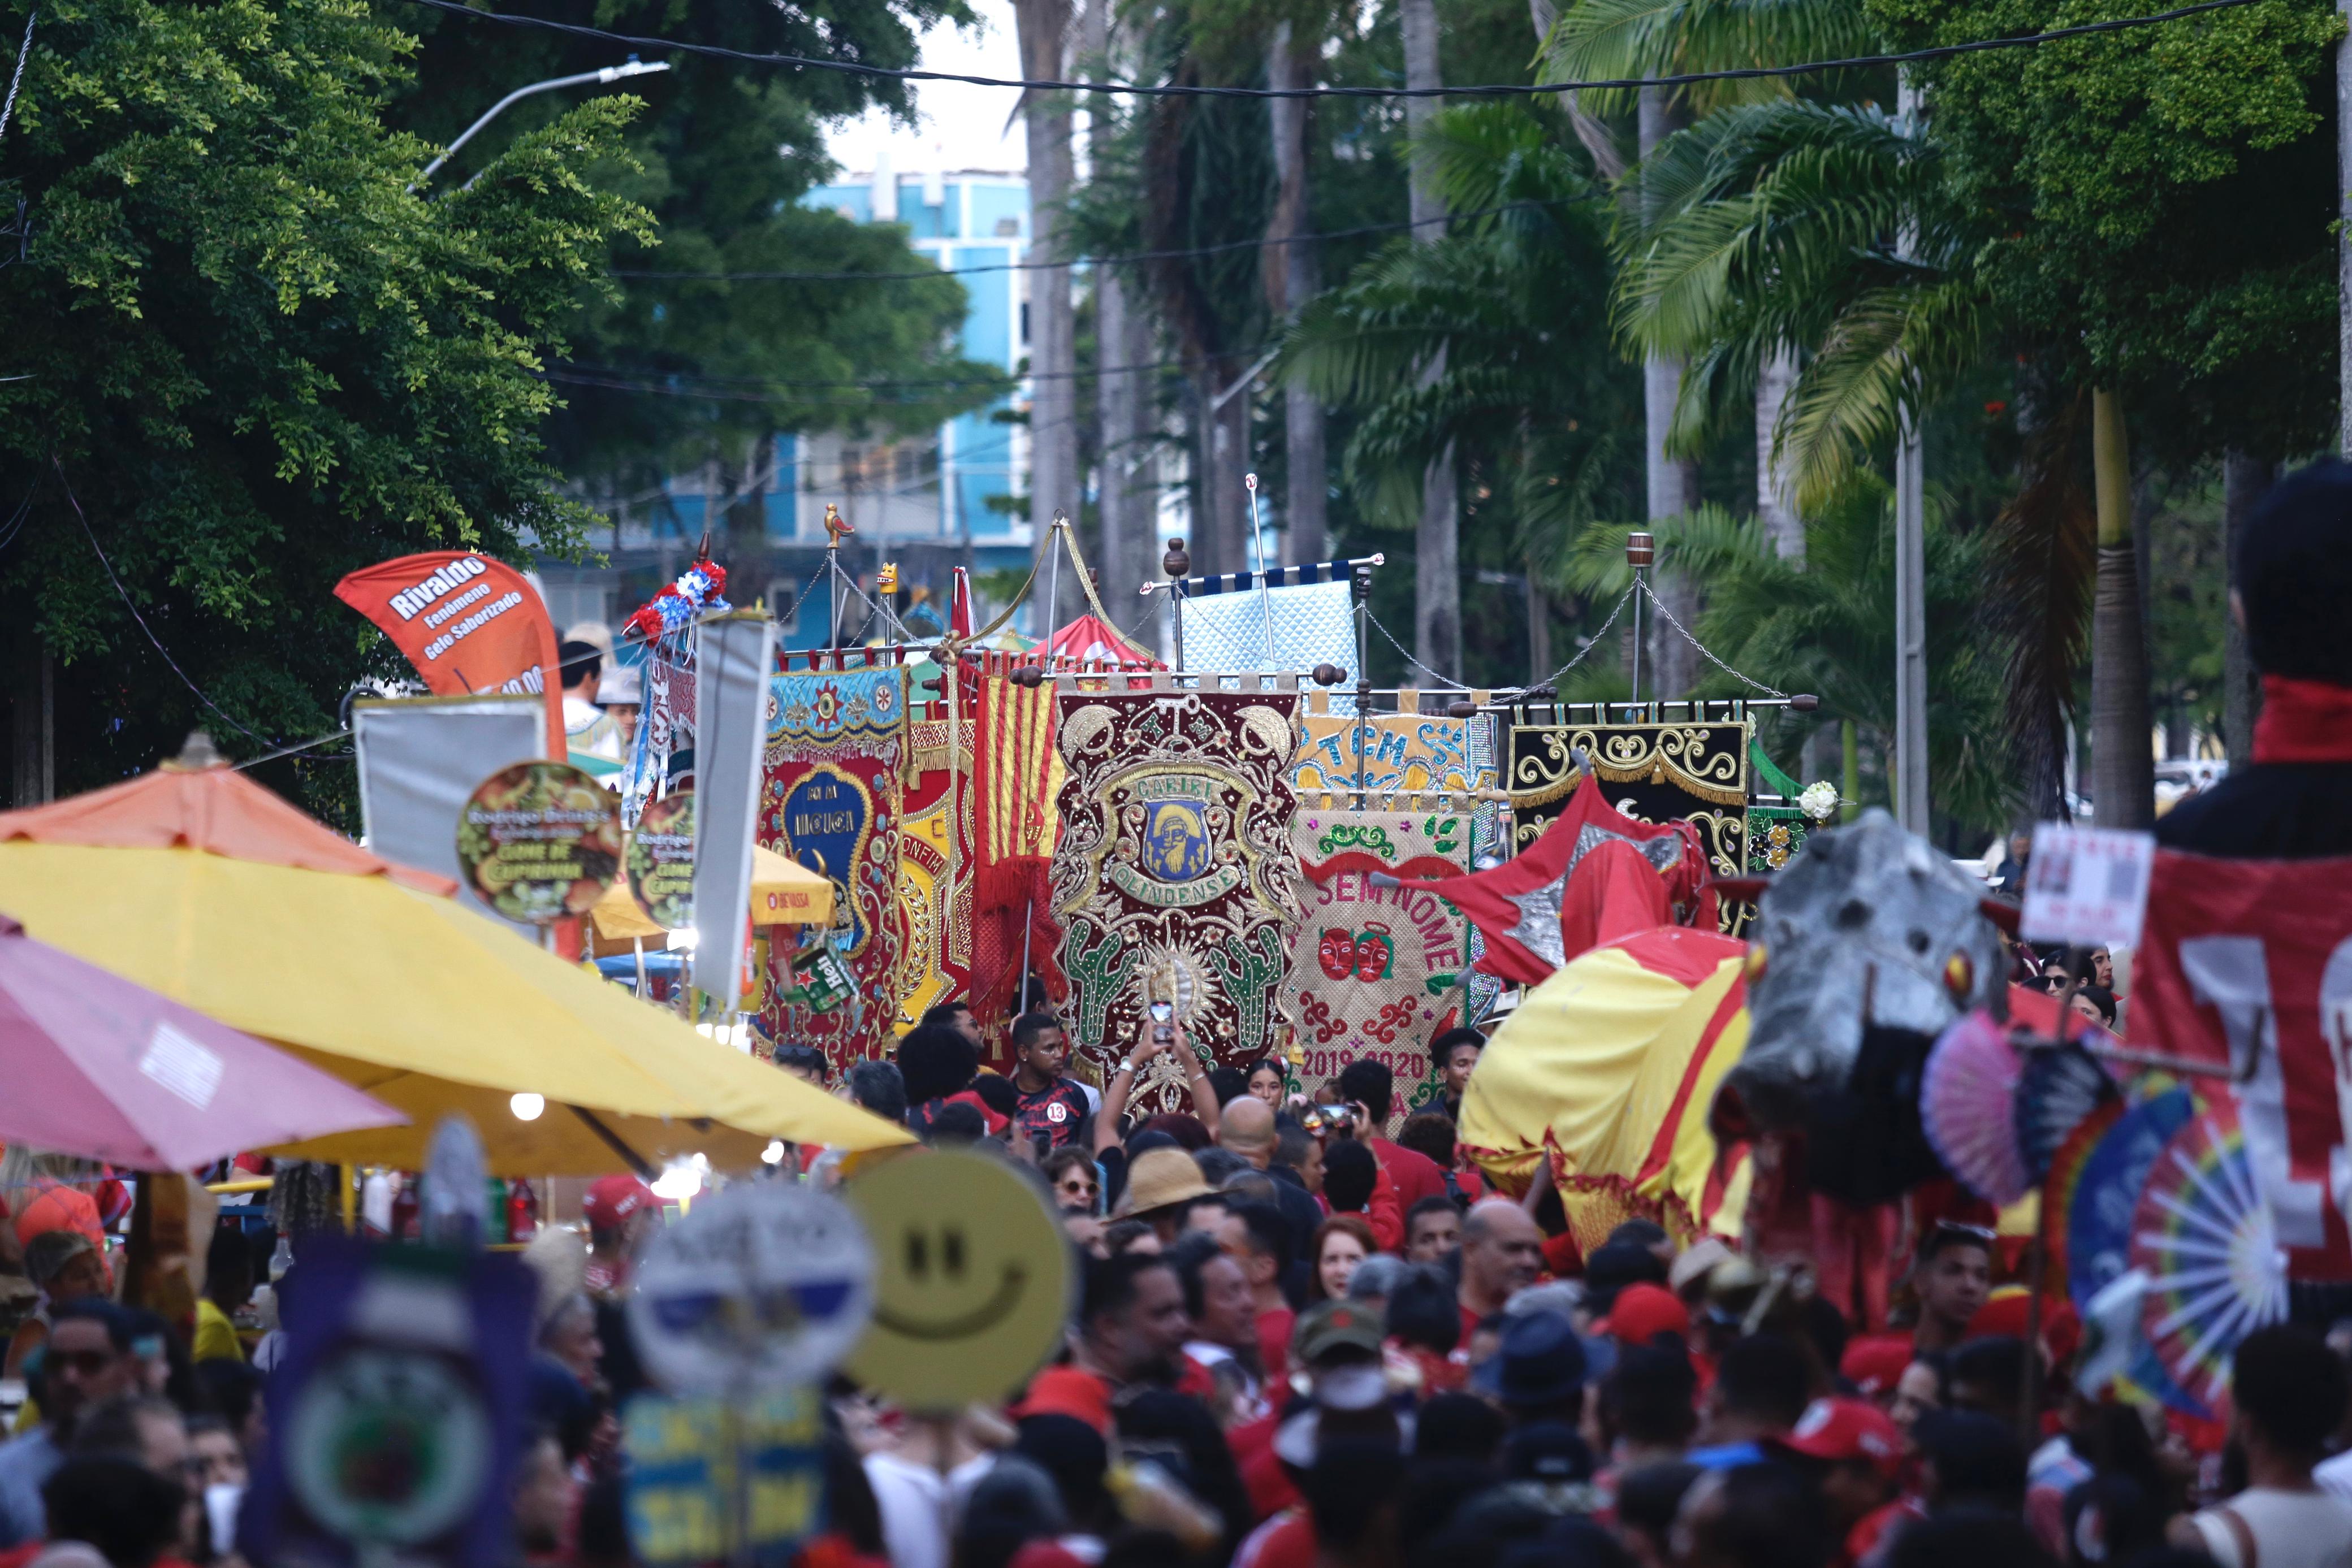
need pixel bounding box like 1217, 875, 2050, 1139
335, 552, 564, 757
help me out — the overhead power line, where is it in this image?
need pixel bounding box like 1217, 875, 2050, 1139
400, 0, 2267, 102
550, 343, 1270, 395
611, 201, 1558, 282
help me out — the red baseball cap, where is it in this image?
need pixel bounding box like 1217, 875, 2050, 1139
1840, 1335, 1915, 1398
1602, 1283, 1690, 1346
1776, 1397, 1904, 1479
1013, 1366, 1113, 1435
945, 1089, 1012, 1137
584, 1174, 656, 1232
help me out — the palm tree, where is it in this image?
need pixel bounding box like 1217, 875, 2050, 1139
1014, 0, 1080, 536
1402, 0, 1458, 678
1282, 105, 1632, 669
1613, 99, 1991, 508
1541, 0, 1883, 579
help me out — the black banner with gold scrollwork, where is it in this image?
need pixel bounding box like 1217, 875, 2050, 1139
1508, 724, 1753, 930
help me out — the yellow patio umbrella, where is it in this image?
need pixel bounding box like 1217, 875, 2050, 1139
0, 742, 910, 1175
590, 844, 835, 951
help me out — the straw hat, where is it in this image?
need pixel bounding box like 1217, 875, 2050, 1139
1118, 1148, 1213, 1217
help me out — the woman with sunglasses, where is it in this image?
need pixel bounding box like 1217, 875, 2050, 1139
1041, 1145, 1101, 1215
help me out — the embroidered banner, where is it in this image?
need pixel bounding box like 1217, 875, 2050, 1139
1050, 676, 1304, 1111
1281, 800, 1475, 1130
757, 665, 910, 1071
894, 716, 974, 1039
1291, 710, 1481, 795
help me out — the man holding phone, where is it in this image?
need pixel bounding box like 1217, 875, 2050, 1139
1009, 1011, 1097, 1150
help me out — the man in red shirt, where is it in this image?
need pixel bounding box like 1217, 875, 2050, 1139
1456, 1198, 1544, 1341
1334, 1061, 1446, 1215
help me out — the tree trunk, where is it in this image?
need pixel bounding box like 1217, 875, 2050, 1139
1525, 574, 1551, 685
1639, 84, 1698, 697
2090, 388, 2155, 828
2221, 449, 2269, 766
1267, 23, 1328, 568
1756, 346, 1802, 562
1403, 0, 1459, 680
1015, 0, 1078, 539
8, 622, 50, 809
1086, 0, 1145, 604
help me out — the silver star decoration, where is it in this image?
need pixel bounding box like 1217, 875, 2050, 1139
1504, 878, 1568, 968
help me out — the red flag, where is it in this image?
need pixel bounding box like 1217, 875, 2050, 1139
950, 566, 974, 639
334, 552, 564, 757
1425, 773, 1706, 984
2131, 847, 2352, 1279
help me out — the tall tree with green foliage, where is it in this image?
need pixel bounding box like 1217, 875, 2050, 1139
388, 0, 1007, 512
1864, 0, 2340, 825
0, 0, 651, 809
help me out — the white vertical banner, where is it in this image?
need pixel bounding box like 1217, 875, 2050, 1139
691, 611, 775, 1001
352, 694, 547, 938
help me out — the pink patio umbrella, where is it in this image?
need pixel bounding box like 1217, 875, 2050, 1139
0, 914, 404, 1171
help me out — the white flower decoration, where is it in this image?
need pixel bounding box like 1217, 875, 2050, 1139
1798, 780, 1841, 822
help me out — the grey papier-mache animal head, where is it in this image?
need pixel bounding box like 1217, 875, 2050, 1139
1714, 807, 2008, 1138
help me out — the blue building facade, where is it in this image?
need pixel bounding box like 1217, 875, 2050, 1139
532, 165, 1040, 653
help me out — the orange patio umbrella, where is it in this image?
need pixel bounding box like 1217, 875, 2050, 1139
0, 735, 909, 1173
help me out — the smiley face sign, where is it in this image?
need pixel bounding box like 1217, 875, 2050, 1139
840, 1149, 1073, 1410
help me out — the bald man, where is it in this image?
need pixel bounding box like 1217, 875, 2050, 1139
1458, 1198, 1544, 1338
1219, 1096, 1322, 1267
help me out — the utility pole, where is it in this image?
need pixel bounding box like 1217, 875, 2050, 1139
2340, 1, 2352, 452
1892, 75, 1930, 834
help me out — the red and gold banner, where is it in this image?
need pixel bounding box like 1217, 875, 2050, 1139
756, 665, 909, 1073
967, 652, 1066, 1034
1049, 675, 1304, 1110
334, 552, 563, 756
895, 716, 974, 1037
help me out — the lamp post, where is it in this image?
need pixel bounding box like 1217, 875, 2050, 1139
409, 59, 671, 193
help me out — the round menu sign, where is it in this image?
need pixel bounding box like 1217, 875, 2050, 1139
457, 761, 621, 922
627, 791, 695, 929
628, 1181, 875, 1395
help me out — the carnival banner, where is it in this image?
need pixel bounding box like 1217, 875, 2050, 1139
758, 665, 910, 1071
895, 716, 974, 1037
691, 613, 774, 1003
1291, 707, 1482, 796
334, 552, 565, 756
1281, 800, 1474, 1129
1291, 700, 1504, 1027
2130, 847, 2352, 1280
1049, 675, 1304, 1109
968, 652, 1067, 1036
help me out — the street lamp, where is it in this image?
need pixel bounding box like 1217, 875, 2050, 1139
409, 58, 672, 193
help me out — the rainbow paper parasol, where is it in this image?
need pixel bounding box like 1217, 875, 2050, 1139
2015, 1041, 2120, 1185
2043, 1095, 2125, 1273
2130, 1097, 2289, 1414
1921, 1010, 2030, 1206
2063, 1084, 2204, 1415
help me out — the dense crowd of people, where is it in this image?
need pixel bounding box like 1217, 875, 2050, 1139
7, 1006, 2352, 1568
10, 458, 2352, 1568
